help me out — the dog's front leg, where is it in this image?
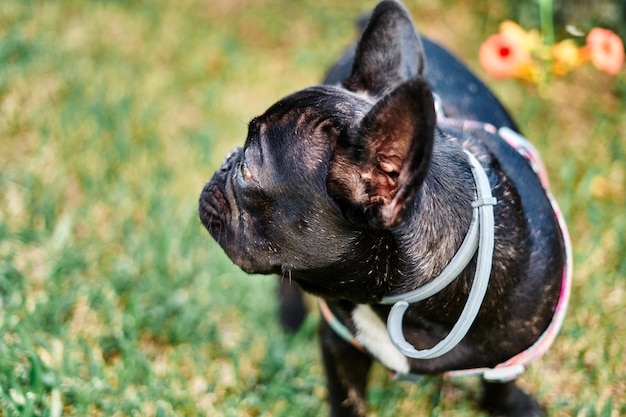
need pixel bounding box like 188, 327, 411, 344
277, 281, 308, 332
319, 317, 372, 417
480, 378, 545, 417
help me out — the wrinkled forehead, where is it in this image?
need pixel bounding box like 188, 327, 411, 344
250, 85, 371, 144
244, 85, 371, 179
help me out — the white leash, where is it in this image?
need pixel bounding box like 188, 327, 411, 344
382, 150, 497, 359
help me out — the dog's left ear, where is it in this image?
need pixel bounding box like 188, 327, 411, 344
328, 78, 435, 229
344, 0, 425, 97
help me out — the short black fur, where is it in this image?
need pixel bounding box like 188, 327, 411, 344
198, 1, 566, 416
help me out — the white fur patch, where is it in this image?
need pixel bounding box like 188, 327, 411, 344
352, 304, 410, 374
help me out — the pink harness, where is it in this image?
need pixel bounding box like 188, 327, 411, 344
319, 123, 572, 382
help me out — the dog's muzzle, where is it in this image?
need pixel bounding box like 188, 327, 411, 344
198, 147, 242, 241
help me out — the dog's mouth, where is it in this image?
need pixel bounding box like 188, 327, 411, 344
198, 147, 245, 264
199, 148, 240, 241
198, 150, 280, 275
199, 181, 260, 273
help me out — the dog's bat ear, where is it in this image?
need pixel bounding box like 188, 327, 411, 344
343, 0, 425, 97
328, 78, 435, 229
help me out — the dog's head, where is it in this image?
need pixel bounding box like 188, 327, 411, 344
199, 0, 436, 282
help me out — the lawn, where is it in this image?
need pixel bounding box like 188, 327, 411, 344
0, 0, 624, 416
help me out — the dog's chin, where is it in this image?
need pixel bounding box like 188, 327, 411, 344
220, 247, 281, 276
234, 259, 278, 276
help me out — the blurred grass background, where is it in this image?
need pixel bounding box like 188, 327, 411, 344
0, 0, 624, 416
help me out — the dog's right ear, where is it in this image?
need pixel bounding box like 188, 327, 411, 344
343, 0, 425, 97
328, 78, 435, 230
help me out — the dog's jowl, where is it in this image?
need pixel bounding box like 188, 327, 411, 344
199, 1, 571, 416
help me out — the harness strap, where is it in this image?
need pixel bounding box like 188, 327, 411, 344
319, 297, 365, 351
318, 122, 572, 383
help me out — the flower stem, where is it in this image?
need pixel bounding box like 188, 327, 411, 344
537, 0, 554, 46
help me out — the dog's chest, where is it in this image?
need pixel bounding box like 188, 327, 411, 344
351, 305, 410, 374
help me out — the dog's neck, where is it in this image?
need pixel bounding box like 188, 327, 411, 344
388, 136, 477, 296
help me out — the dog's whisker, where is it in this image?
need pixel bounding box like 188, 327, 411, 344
217, 215, 223, 244
280, 267, 293, 284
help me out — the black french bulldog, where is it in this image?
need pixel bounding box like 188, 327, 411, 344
199, 1, 568, 416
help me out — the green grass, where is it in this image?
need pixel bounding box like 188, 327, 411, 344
1, 0, 625, 416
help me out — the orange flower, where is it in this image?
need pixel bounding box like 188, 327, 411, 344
499, 21, 541, 52
552, 39, 585, 76
479, 32, 535, 80
499, 21, 528, 44
584, 28, 624, 75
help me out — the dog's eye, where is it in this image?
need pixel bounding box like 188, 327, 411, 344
239, 161, 252, 182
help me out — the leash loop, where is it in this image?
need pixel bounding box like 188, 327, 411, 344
384, 151, 496, 359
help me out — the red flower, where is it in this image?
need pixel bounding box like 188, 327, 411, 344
585, 28, 624, 75
479, 33, 535, 80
